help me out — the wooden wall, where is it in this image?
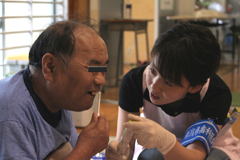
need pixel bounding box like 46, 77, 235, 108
68, 0, 89, 20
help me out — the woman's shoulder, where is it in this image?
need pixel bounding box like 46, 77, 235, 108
208, 74, 231, 95
200, 74, 232, 124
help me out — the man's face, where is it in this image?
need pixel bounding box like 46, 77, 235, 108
52, 29, 108, 111
146, 61, 191, 105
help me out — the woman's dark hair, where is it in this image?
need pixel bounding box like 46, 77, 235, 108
151, 22, 221, 87
29, 19, 96, 69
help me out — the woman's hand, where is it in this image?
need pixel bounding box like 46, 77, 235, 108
105, 140, 131, 160
123, 114, 176, 155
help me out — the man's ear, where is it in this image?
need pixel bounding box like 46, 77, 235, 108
42, 53, 55, 82
187, 84, 203, 94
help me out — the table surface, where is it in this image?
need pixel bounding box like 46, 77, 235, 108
4, 53, 28, 65
167, 13, 240, 21
5, 53, 28, 61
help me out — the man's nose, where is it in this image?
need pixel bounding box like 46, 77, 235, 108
94, 72, 106, 86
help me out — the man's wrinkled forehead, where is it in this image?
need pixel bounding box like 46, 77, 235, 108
74, 27, 99, 48
74, 25, 96, 38
72, 31, 98, 57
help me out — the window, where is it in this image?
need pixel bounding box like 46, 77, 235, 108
0, 0, 68, 78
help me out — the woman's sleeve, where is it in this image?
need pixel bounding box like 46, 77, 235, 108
200, 75, 232, 125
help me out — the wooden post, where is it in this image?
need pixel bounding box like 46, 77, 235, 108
68, 0, 89, 20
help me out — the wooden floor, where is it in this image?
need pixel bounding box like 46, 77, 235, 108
76, 53, 240, 139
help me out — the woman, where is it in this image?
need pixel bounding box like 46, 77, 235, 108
106, 22, 239, 160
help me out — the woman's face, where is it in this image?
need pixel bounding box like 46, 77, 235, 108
146, 61, 193, 105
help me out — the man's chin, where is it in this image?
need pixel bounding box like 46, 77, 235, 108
70, 103, 93, 112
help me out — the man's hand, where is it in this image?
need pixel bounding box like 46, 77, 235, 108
123, 114, 176, 155
67, 113, 109, 160
105, 140, 131, 160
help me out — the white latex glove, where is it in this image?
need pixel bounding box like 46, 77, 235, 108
105, 140, 130, 160
123, 114, 176, 155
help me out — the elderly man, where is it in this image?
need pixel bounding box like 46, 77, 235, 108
0, 20, 109, 159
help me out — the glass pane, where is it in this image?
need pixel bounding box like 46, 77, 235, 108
33, 31, 42, 42
1, 0, 65, 77
32, 3, 53, 16
0, 28, 2, 78
5, 47, 30, 57
4, 47, 29, 77
4, 18, 31, 32
4, 0, 29, 2
0, 2, 3, 77
0, 2, 2, 17
55, 17, 64, 22
4, 3, 30, 16
5, 33, 31, 48
0, 29, 2, 49
5, 48, 30, 57
32, 17, 54, 30
32, 0, 54, 2
56, 4, 63, 15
